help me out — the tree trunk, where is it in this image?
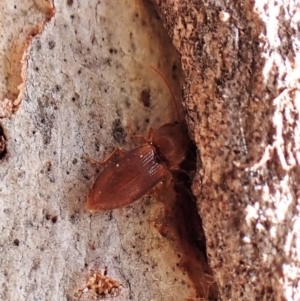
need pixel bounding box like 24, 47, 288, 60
1, 0, 299, 300
153, 0, 300, 300
0, 0, 216, 300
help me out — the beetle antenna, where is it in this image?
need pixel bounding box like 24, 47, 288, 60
149, 65, 181, 121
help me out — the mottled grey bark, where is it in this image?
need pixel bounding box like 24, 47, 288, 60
0, 0, 213, 300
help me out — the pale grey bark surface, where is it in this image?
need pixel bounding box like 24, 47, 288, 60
153, 0, 300, 300
0, 0, 208, 300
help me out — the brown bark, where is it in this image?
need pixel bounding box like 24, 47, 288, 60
152, 0, 300, 300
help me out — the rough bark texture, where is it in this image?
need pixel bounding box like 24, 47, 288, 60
0, 0, 54, 118
153, 0, 300, 300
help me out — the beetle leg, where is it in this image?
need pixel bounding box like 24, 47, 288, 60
147, 127, 154, 141
127, 125, 147, 144
152, 171, 173, 195
131, 134, 147, 144
83, 148, 125, 167
162, 170, 173, 188
158, 171, 174, 191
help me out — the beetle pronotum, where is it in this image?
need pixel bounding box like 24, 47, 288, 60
86, 67, 190, 211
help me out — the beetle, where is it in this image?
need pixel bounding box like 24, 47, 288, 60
86, 67, 190, 211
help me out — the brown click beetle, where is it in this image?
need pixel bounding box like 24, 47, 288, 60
86, 67, 190, 211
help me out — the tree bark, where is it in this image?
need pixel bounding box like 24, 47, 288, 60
152, 0, 300, 300
2, 0, 299, 300
0, 0, 216, 300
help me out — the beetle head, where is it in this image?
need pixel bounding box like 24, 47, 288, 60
152, 122, 189, 169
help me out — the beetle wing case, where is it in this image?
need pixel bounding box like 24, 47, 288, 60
86, 144, 167, 211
